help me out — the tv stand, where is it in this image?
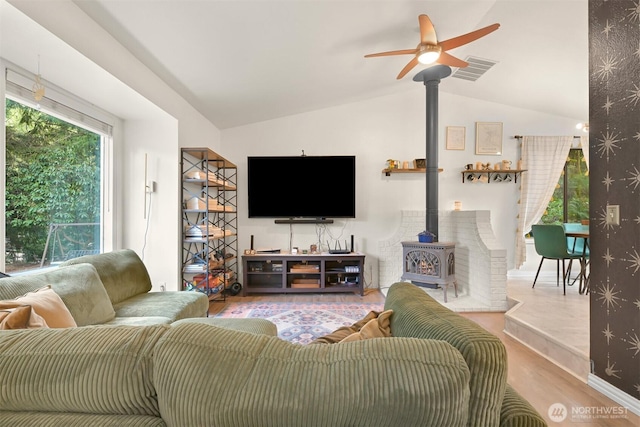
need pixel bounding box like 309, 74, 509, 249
274, 218, 334, 224
242, 253, 364, 296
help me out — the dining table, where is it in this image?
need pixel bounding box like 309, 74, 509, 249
565, 230, 590, 294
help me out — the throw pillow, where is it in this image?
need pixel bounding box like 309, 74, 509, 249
339, 309, 393, 343
310, 309, 393, 344
9, 286, 77, 328
0, 303, 49, 329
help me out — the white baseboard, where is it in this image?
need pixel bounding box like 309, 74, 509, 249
588, 374, 640, 416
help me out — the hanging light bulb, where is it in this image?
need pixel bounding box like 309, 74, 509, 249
33, 74, 45, 102
575, 122, 589, 133
32, 55, 45, 102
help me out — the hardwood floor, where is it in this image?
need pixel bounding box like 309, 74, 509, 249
461, 312, 639, 427
209, 291, 639, 426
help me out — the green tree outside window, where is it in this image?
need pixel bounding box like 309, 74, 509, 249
540, 148, 589, 225
5, 99, 101, 271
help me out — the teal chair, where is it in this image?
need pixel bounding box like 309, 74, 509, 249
563, 222, 590, 283
563, 222, 590, 257
531, 224, 584, 295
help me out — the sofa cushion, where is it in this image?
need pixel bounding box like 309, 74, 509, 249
173, 317, 278, 336
112, 291, 208, 321
8, 286, 77, 328
0, 324, 168, 416
154, 322, 471, 427
50, 264, 116, 326
0, 412, 167, 427
0, 263, 116, 326
61, 249, 152, 305
105, 316, 173, 326
384, 282, 508, 427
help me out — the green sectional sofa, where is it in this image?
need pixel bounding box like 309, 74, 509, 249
0, 249, 208, 325
0, 276, 545, 426
384, 282, 546, 427
0, 322, 470, 426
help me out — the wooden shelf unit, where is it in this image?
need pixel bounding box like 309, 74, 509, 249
181, 147, 239, 301
242, 253, 365, 296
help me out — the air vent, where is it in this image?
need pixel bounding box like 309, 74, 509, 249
451, 56, 498, 81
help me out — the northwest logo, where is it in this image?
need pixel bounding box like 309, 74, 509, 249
548, 403, 568, 422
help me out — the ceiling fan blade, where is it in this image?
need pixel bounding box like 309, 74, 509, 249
437, 52, 468, 68
396, 57, 419, 79
439, 23, 500, 51
418, 14, 437, 44
365, 49, 417, 58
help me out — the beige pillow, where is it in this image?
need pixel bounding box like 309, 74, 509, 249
310, 309, 393, 344
339, 309, 393, 343
309, 310, 381, 344
0, 303, 49, 329
11, 286, 77, 328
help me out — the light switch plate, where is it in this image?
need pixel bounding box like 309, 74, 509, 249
606, 205, 620, 225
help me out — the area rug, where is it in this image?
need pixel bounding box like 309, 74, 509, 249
215, 302, 384, 344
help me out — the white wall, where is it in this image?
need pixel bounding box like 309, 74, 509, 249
222, 87, 580, 282
121, 119, 179, 291
5, 0, 223, 289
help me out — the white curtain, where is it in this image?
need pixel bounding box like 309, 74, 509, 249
515, 136, 574, 268
579, 135, 589, 169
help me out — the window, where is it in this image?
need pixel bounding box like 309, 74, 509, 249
540, 148, 589, 224
3, 67, 114, 273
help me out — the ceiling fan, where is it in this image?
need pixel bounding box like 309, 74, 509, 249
365, 14, 500, 79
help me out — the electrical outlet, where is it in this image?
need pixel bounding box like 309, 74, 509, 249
146, 180, 156, 193
606, 205, 620, 225
159, 282, 166, 292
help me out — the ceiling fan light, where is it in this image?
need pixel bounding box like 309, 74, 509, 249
417, 45, 441, 64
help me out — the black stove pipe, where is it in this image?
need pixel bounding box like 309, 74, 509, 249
413, 65, 452, 242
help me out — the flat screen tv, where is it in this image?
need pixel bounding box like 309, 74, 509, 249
247, 155, 356, 218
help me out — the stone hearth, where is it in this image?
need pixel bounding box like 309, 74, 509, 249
379, 210, 508, 312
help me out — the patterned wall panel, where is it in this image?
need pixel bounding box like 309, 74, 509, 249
589, 0, 640, 398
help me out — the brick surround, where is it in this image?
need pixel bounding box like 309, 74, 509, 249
379, 210, 508, 311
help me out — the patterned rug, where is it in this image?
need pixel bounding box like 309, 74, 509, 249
215, 302, 384, 344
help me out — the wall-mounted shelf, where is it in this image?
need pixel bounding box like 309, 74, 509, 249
382, 168, 443, 176
461, 169, 527, 184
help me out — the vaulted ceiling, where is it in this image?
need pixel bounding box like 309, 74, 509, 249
6, 0, 589, 129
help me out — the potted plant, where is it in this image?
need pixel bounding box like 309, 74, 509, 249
418, 230, 436, 243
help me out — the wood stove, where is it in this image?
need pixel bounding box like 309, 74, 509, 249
401, 241, 457, 302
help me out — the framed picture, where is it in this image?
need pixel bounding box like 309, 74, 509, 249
446, 126, 466, 150
475, 122, 503, 155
